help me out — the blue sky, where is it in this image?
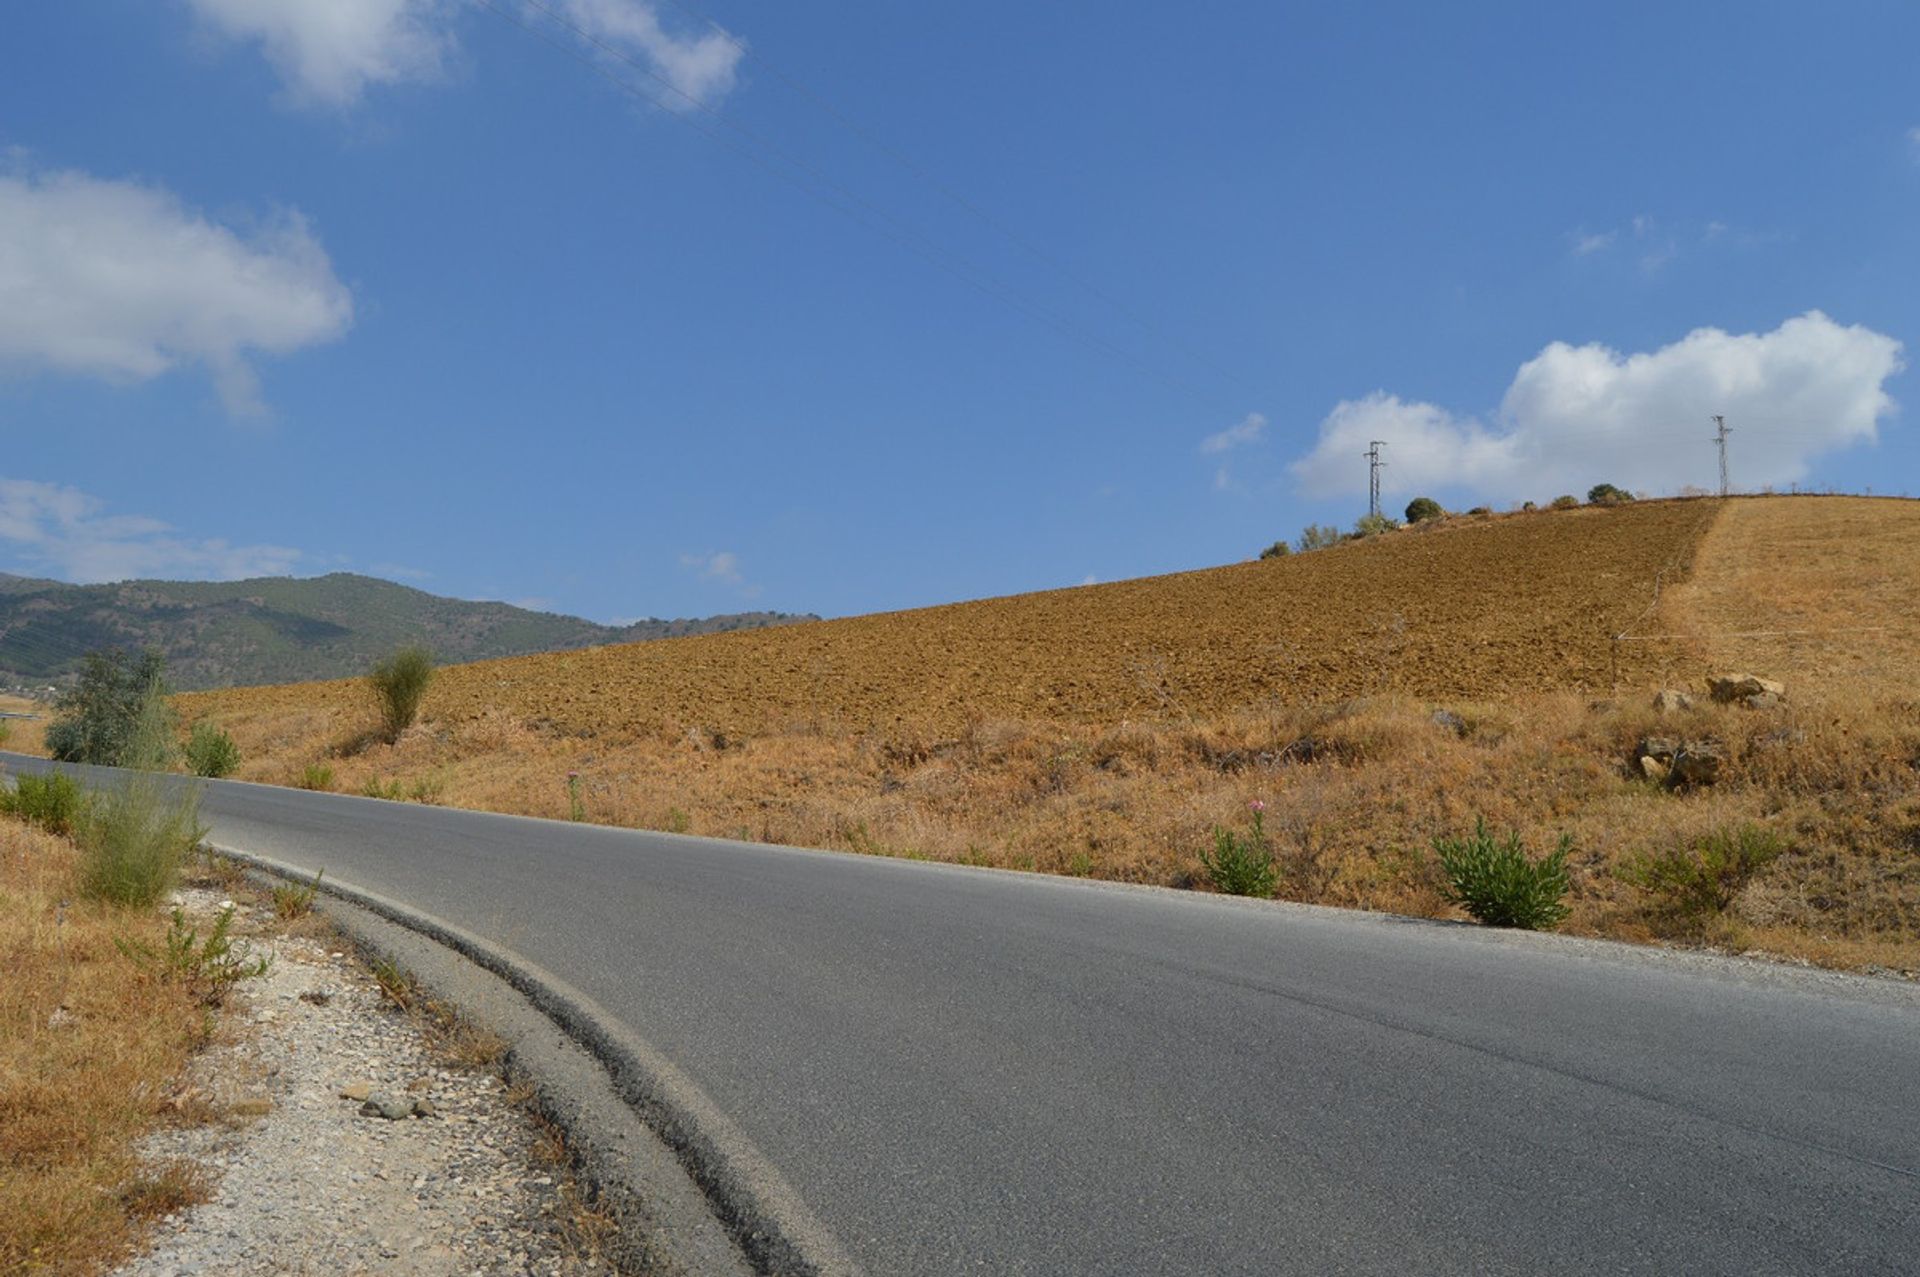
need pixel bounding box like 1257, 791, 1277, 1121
3, 1, 1917, 623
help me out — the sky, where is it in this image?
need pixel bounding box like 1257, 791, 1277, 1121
3, 1, 1918, 623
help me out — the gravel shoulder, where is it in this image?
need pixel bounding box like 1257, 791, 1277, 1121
114, 886, 611, 1277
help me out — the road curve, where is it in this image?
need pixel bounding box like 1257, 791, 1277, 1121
10, 753, 1918, 1275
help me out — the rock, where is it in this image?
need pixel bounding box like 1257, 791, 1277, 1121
1651, 689, 1695, 713
1670, 744, 1725, 786
1743, 691, 1785, 711
361, 1092, 416, 1121
1431, 709, 1468, 737
339, 1081, 374, 1102
1709, 673, 1785, 704
1638, 755, 1670, 782
413, 1098, 439, 1119
1636, 736, 1679, 765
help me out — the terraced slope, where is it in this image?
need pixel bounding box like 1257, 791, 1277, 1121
183, 499, 1720, 738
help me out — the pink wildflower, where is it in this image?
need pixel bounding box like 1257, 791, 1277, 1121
1249, 799, 1266, 813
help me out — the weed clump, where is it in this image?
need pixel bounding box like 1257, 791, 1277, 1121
298, 763, 335, 792
1433, 818, 1572, 930
1619, 824, 1784, 927
1201, 801, 1279, 898
116, 905, 269, 1005
77, 693, 204, 907
2, 770, 86, 835
184, 721, 241, 778
271, 868, 325, 921
369, 645, 434, 744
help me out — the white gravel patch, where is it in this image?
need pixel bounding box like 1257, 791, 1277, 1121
116, 889, 606, 1277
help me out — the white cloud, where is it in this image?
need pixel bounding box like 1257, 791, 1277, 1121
186, 0, 741, 112
680, 550, 743, 585
0, 478, 302, 583
1200, 411, 1267, 455
559, 0, 743, 110
1291, 312, 1904, 500
185, 0, 453, 107
1571, 230, 1615, 256
0, 166, 352, 416
1909, 126, 1920, 160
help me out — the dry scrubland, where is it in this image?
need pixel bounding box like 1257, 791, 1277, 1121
0, 819, 210, 1273
177, 497, 1920, 973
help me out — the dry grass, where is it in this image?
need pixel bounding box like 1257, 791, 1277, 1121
0, 817, 212, 1275
1, 694, 49, 757
132, 497, 1920, 976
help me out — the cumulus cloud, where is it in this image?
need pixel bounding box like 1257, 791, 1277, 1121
185, 0, 453, 106
0, 478, 302, 583
1200, 411, 1267, 454
1291, 312, 1904, 500
0, 166, 353, 415
1570, 230, 1615, 256
559, 0, 743, 109
680, 550, 744, 585
186, 0, 740, 111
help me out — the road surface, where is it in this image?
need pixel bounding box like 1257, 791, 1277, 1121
9, 753, 1917, 1274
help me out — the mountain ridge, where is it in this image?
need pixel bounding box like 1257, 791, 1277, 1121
0, 571, 813, 690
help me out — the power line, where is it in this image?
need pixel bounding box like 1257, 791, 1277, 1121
469, 0, 1232, 400
1365, 440, 1386, 519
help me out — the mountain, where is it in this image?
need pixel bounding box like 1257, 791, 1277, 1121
0, 572, 814, 690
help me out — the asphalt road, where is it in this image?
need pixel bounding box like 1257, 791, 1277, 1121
11, 753, 1918, 1275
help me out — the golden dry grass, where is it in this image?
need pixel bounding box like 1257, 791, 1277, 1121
151, 497, 1920, 975
0, 817, 211, 1275
1, 694, 49, 757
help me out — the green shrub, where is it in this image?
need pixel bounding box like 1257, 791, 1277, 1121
1467, 506, 1492, 516
1258, 540, 1291, 560
1619, 825, 1784, 924
298, 763, 335, 792
2, 770, 87, 835
0, 720, 11, 749
45, 649, 171, 767
1352, 513, 1401, 538
1550, 494, 1580, 511
369, 645, 434, 743
1433, 818, 1572, 930
1587, 482, 1634, 506
184, 721, 241, 778
1296, 524, 1343, 552
116, 905, 269, 1005
1405, 496, 1445, 523
361, 776, 405, 800
1201, 802, 1278, 898
79, 771, 206, 907
1521, 500, 1538, 511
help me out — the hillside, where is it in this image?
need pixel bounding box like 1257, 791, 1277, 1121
0, 572, 814, 690
156, 497, 1920, 975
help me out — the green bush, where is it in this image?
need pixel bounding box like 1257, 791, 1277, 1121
1258, 540, 1291, 560
2, 771, 86, 835
79, 771, 206, 907
1201, 803, 1278, 898
361, 776, 405, 800
1587, 483, 1634, 506
1433, 819, 1572, 930
1352, 513, 1401, 538
45, 649, 171, 767
117, 905, 269, 1005
1619, 825, 1784, 923
369, 645, 434, 743
184, 721, 241, 778
1296, 524, 1343, 552
1405, 496, 1445, 523
298, 763, 335, 792
1549, 494, 1580, 511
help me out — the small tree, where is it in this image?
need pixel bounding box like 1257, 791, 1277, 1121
1296, 524, 1343, 552
45, 648, 171, 767
1404, 496, 1444, 523
1550, 494, 1580, 511
1587, 483, 1634, 506
1258, 540, 1291, 560
184, 721, 241, 778
369, 645, 434, 743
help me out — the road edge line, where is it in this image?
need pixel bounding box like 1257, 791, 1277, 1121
211, 841, 863, 1277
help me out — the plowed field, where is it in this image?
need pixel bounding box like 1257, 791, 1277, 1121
181, 499, 1720, 739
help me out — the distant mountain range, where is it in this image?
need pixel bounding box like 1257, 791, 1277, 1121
0, 572, 815, 691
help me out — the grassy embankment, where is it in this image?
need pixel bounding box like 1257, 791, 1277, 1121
168, 496, 1920, 974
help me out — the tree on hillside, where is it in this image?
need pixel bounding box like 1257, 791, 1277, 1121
1405, 496, 1445, 523
1587, 483, 1635, 506
369, 645, 434, 743
1259, 541, 1291, 560
1296, 525, 1343, 552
